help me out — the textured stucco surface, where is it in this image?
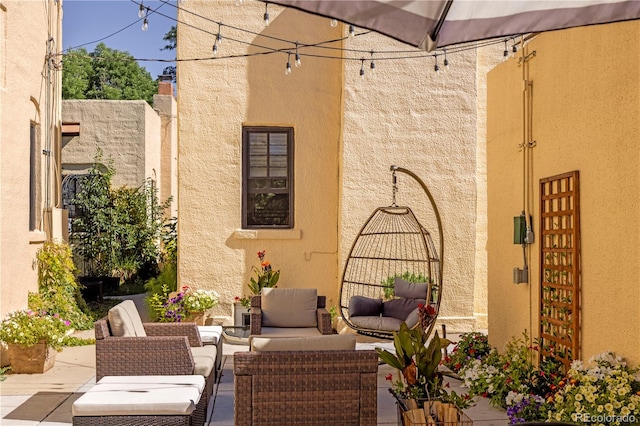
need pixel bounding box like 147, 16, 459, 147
62, 100, 162, 190
0, 1, 62, 317
487, 22, 640, 363
177, 1, 498, 329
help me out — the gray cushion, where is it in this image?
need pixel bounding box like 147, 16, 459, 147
394, 278, 429, 299
349, 315, 403, 332
383, 298, 425, 321
348, 296, 382, 317
108, 300, 146, 337
261, 288, 318, 328
250, 334, 356, 352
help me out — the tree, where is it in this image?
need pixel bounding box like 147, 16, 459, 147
161, 25, 177, 82
62, 43, 158, 105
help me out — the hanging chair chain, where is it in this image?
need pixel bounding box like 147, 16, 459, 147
391, 168, 398, 206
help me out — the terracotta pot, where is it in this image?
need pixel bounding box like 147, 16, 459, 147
184, 311, 206, 325
7, 341, 57, 374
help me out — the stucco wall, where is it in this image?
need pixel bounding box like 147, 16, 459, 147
177, 2, 343, 318
62, 100, 161, 190
340, 33, 502, 331
153, 92, 178, 218
487, 22, 640, 363
0, 1, 62, 317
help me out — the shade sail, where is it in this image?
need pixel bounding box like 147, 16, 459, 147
264, 1, 640, 51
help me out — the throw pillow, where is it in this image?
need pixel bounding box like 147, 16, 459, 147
383, 298, 425, 321
348, 295, 382, 317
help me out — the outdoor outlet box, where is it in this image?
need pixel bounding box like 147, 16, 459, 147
513, 267, 528, 284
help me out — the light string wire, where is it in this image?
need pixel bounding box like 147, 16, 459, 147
60, 0, 522, 69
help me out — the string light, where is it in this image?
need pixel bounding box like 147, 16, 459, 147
349, 25, 355, 36
443, 48, 449, 69
512, 40, 518, 53
295, 42, 301, 67
503, 39, 509, 57
212, 39, 218, 54
216, 22, 222, 51
142, 17, 149, 31
433, 54, 440, 72
285, 52, 292, 75
369, 51, 375, 71
138, 2, 146, 18
263, 3, 270, 26
359, 58, 365, 78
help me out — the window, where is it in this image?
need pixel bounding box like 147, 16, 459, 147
242, 127, 294, 228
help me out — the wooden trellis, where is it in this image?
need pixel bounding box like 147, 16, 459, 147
539, 171, 581, 370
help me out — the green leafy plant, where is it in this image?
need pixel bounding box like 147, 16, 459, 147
29, 241, 93, 330
377, 304, 454, 400
148, 285, 219, 322
381, 271, 429, 300
0, 310, 71, 351
248, 250, 280, 294
0, 366, 10, 381
237, 250, 280, 309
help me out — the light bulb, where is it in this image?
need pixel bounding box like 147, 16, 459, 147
434, 63, 440, 72
512, 44, 518, 53
295, 53, 301, 67
359, 60, 365, 78
503, 40, 508, 57
264, 4, 270, 26
370, 61, 375, 71
444, 57, 449, 69
330, 19, 338, 27
217, 33, 222, 44
142, 18, 148, 31
349, 25, 355, 36
213, 42, 218, 54
285, 62, 291, 75
138, 3, 146, 18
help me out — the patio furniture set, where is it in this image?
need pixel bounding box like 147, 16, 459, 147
71, 288, 381, 425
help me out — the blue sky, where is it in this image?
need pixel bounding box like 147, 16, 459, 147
62, 0, 177, 79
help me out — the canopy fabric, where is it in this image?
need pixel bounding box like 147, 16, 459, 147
265, 0, 640, 51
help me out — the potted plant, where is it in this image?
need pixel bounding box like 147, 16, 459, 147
235, 250, 280, 326
148, 285, 219, 324
377, 304, 473, 425
0, 310, 71, 373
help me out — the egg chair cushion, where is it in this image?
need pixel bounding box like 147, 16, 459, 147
382, 298, 425, 321
348, 296, 382, 317
394, 278, 429, 299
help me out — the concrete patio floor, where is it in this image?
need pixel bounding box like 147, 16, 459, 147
1, 328, 509, 426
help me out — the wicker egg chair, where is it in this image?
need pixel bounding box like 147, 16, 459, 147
340, 166, 444, 339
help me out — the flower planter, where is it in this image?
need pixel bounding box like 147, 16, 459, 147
6, 341, 57, 374
391, 390, 473, 426
233, 302, 250, 327
184, 311, 206, 325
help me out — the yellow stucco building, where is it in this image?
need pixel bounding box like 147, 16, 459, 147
487, 21, 640, 364
177, 1, 501, 331
0, 1, 64, 317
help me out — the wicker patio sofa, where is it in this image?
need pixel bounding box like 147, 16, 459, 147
94, 300, 217, 426
234, 334, 378, 425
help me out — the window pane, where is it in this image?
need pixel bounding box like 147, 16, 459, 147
249, 179, 268, 190
270, 155, 288, 171
250, 167, 267, 177
247, 193, 290, 226
269, 134, 287, 156
270, 167, 288, 177
271, 179, 287, 189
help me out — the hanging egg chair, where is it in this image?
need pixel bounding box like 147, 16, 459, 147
340, 166, 444, 339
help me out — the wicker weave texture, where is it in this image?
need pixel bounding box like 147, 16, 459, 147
234, 350, 378, 425
72, 415, 190, 426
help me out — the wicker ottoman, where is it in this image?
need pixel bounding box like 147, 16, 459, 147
72, 375, 205, 426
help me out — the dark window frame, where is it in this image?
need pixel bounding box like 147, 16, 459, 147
29, 121, 41, 231
242, 126, 294, 229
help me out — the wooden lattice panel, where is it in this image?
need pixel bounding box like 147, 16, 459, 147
539, 171, 580, 370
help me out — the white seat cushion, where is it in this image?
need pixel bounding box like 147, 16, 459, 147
72, 375, 204, 416
190, 345, 216, 378
107, 300, 146, 337
197, 325, 222, 345
261, 288, 317, 327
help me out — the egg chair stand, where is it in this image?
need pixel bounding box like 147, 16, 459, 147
340, 166, 444, 340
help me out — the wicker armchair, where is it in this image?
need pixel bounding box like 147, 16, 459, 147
249, 288, 332, 337
234, 336, 378, 425
94, 300, 217, 426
